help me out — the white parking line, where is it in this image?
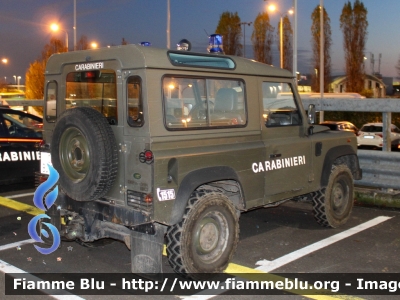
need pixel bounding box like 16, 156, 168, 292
0, 239, 35, 252
0, 259, 85, 300
180, 216, 392, 300
255, 216, 392, 272
5, 192, 34, 199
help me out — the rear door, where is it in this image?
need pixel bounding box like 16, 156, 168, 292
0, 109, 42, 185
259, 81, 312, 203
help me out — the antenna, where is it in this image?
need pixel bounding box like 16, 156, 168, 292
204, 29, 209, 37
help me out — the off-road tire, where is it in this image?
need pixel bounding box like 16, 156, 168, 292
166, 190, 239, 276
312, 164, 354, 228
51, 107, 118, 201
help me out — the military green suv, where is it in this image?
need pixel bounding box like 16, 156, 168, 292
39, 45, 361, 276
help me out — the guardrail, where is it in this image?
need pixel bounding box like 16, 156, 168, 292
302, 98, 400, 152
357, 149, 400, 190
302, 98, 400, 190
1, 99, 44, 106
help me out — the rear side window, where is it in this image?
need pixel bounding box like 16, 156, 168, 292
45, 81, 57, 122
262, 82, 301, 127
65, 70, 117, 125
163, 76, 246, 129
127, 76, 144, 127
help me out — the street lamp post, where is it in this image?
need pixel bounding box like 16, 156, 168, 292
292, 0, 297, 78
238, 22, 252, 58
17, 76, 21, 90
13, 75, 16, 85
268, 4, 293, 69
50, 23, 69, 52
167, 0, 170, 49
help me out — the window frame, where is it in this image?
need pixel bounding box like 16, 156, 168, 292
162, 74, 247, 131
44, 80, 58, 123
126, 76, 144, 127
262, 81, 302, 128
64, 69, 118, 125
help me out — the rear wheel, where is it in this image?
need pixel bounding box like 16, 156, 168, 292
166, 190, 239, 276
312, 164, 354, 228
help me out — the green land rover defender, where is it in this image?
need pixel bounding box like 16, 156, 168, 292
39, 44, 361, 276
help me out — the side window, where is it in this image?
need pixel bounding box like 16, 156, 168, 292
262, 82, 301, 127
127, 76, 144, 127
65, 70, 117, 125
2, 113, 42, 138
45, 81, 57, 122
163, 76, 246, 129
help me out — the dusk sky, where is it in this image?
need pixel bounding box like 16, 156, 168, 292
1, 0, 399, 86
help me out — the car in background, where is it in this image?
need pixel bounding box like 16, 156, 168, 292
357, 122, 400, 149
319, 121, 359, 135
0, 107, 43, 185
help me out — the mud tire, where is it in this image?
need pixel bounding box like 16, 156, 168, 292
312, 164, 354, 228
166, 190, 239, 276
51, 107, 118, 201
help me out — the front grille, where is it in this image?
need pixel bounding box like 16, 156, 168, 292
127, 190, 152, 213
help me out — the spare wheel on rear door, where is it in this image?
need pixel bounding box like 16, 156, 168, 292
51, 107, 118, 201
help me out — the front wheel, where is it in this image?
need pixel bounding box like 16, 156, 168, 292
312, 164, 354, 228
166, 190, 239, 275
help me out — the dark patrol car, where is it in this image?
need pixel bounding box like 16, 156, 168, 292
0, 106, 43, 185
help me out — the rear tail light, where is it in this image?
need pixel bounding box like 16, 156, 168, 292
139, 150, 154, 164
376, 134, 383, 138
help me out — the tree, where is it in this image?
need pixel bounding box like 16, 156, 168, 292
215, 11, 242, 56
340, 0, 368, 93
76, 35, 89, 50
41, 37, 66, 60
282, 15, 293, 72
251, 12, 274, 64
25, 37, 66, 114
311, 5, 332, 92
25, 60, 46, 100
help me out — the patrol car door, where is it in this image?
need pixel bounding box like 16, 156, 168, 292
0, 110, 42, 185
259, 81, 312, 203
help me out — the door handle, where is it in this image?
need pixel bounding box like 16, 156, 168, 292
269, 153, 281, 159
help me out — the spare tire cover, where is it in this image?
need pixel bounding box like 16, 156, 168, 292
51, 107, 118, 201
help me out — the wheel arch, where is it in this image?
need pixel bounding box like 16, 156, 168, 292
169, 166, 242, 225
320, 145, 361, 187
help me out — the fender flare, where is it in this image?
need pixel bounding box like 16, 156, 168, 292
169, 166, 240, 225
320, 145, 360, 187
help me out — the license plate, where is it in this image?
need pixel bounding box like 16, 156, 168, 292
40, 152, 52, 174
363, 135, 374, 139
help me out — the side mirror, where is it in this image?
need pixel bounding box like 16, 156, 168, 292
307, 104, 316, 125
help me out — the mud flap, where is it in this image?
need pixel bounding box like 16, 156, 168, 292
130, 223, 166, 281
